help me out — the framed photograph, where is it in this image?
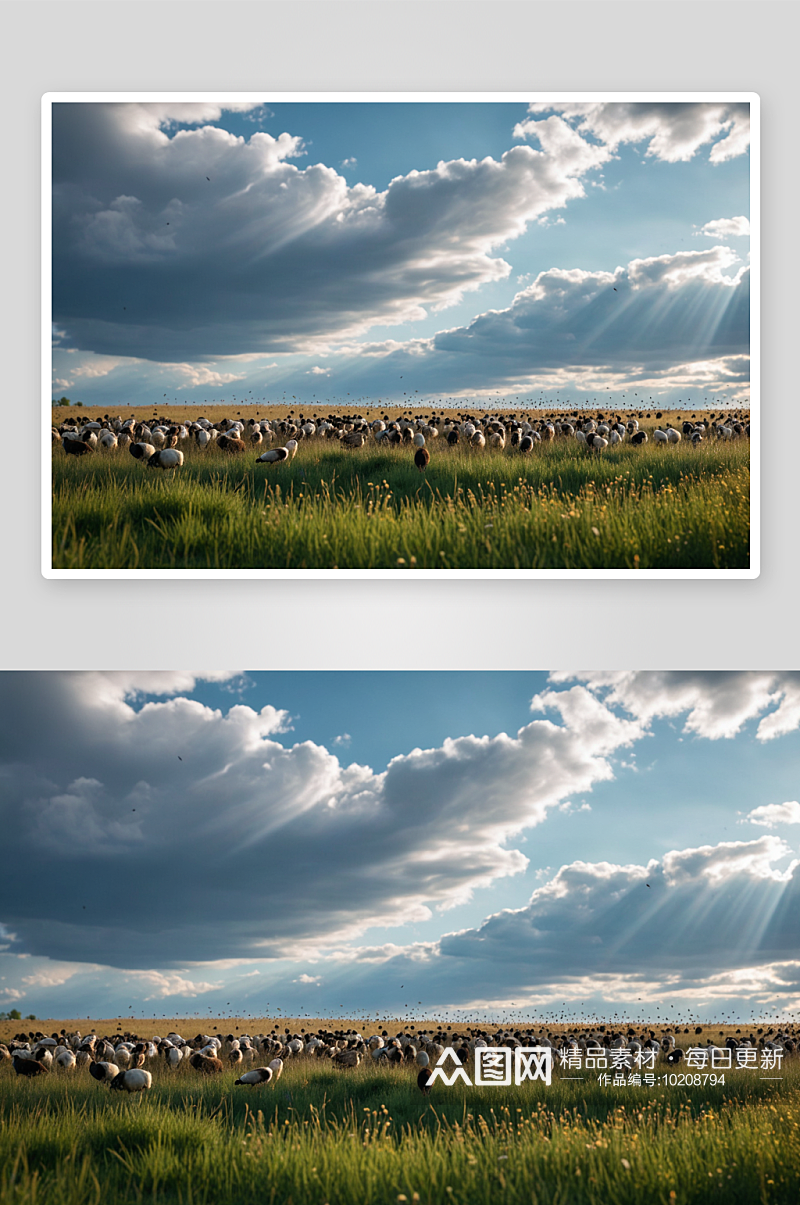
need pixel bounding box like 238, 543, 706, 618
43, 94, 758, 577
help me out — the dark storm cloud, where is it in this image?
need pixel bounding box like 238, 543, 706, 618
318, 837, 800, 1007
52, 103, 609, 362
0, 674, 642, 969
425, 252, 749, 380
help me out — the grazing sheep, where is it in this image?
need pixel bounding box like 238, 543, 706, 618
63, 435, 95, 457
235, 1067, 274, 1086
417, 1067, 433, 1095
217, 435, 246, 453
109, 1069, 152, 1093
189, 1052, 224, 1074
257, 446, 291, 464
148, 448, 184, 470
267, 1057, 284, 1081
334, 1048, 362, 1068
129, 441, 156, 463
12, 1055, 49, 1077
414, 447, 430, 472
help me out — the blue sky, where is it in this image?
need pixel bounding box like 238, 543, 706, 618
51, 99, 751, 413
2, 671, 798, 1025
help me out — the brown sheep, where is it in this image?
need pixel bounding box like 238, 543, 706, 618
189, 1052, 224, 1074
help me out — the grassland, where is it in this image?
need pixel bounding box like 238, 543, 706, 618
1, 1017, 796, 1204
50, 408, 751, 571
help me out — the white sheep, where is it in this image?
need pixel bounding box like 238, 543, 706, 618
148, 449, 184, 470
109, 1069, 152, 1093
235, 1067, 273, 1086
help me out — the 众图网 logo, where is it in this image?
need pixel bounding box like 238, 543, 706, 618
427, 1046, 552, 1087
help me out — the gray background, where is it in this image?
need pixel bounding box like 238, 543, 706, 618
4, 1, 792, 669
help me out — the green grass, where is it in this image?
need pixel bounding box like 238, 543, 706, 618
0, 1058, 796, 1204
51, 437, 751, 570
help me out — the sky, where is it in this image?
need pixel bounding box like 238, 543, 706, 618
1, 670, 798, 1026
50, 99, 752, 413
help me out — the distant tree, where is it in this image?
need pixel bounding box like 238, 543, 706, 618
25, 1014, 37, 1021
52, 396, 71, 406
8, 1009, 21, 1020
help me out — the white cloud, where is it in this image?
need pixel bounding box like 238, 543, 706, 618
745, 802, 800, 828
294, 973, 321, 984
125, 970, 223, 1000
696, 216, 750, 240
662, 836, 796, 884
163, 363, 247, 387
553, 672, 800, 742
20, 966, 82, 989
627, 246, 744, 289
519, 102, 750, 164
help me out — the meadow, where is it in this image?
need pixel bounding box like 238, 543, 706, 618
1, 1017, 796, 1204
50, 407, 751, 571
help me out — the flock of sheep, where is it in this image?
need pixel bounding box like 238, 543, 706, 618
52, 408, 751, 474
2, 1020, 789, 1095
